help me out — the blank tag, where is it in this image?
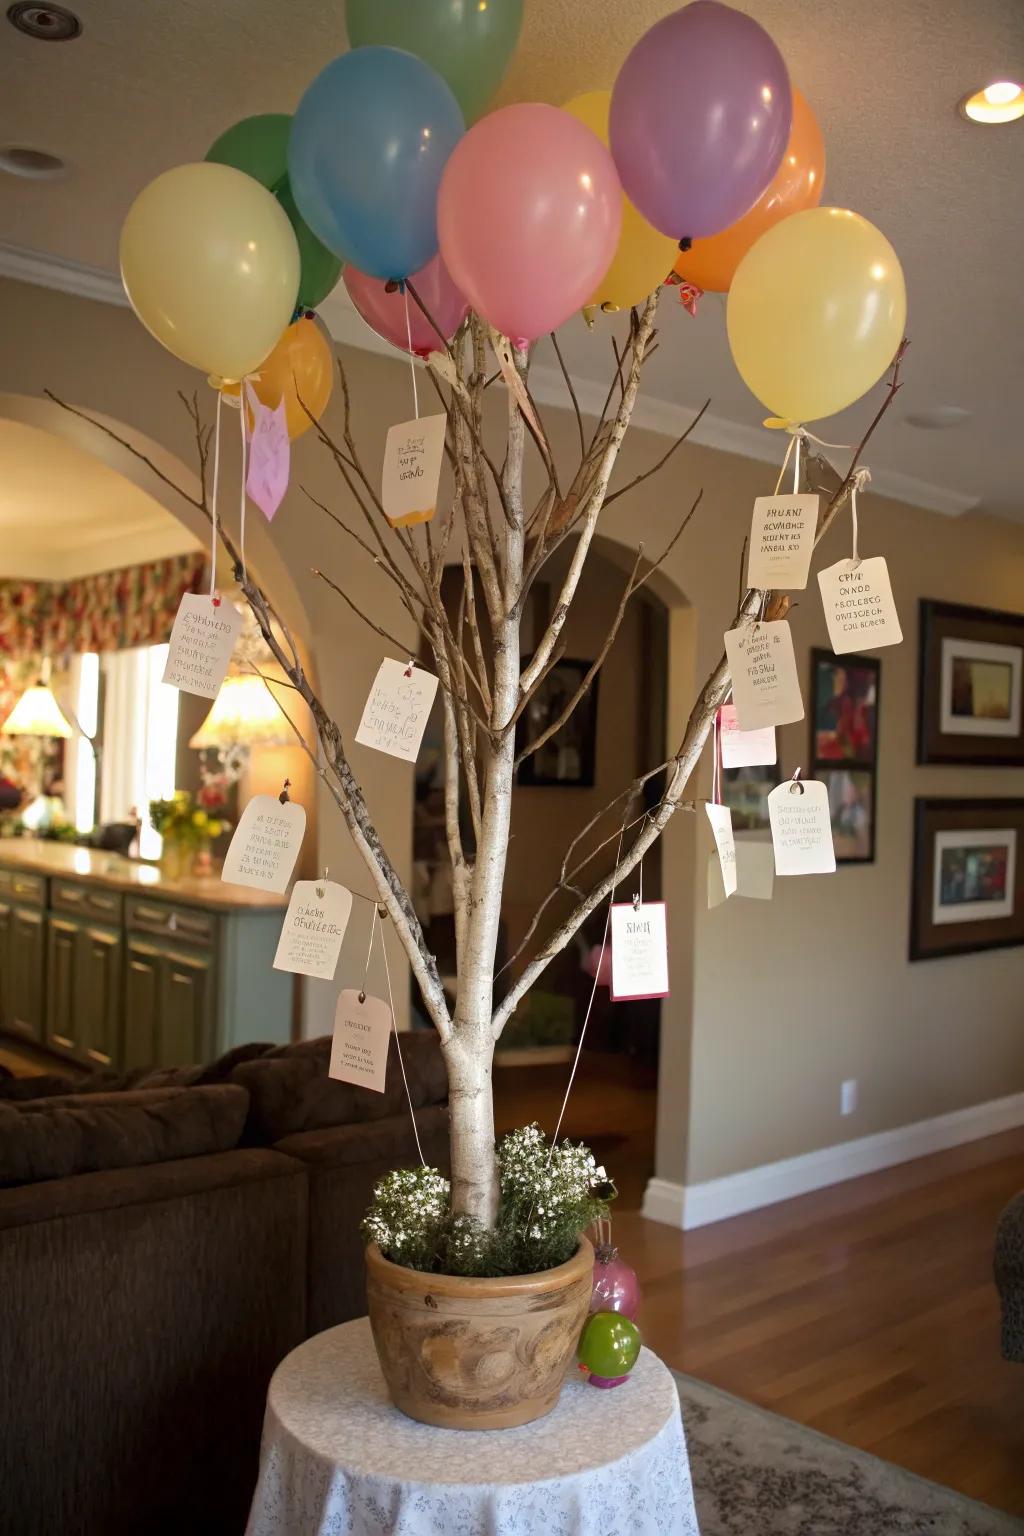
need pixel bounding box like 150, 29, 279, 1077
719, 704, 777, 768
382, 414, 446, 527
273, 880, 353, 980
817, 557, 903, 653
747, 494, 819, 591
610, 901, 670, 1000
221, 794, 306, 892
708, 842, 775, 908
329, 989, 391, 1093
355, 658, 440, 763
768, 779, 836, 875
162, 594, 240, 699
725, 621, 804, 730
705, 803, 737, 898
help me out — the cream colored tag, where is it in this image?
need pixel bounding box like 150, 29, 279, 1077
221, 795, 306, 892
725, 622, 804, 730
705, 803, 737, 898
708, 841, 776, 907
162, 594, 240, 699
768, 779, 836, 876
330, 989, 391, 1093
273, 879, 353, 980
610, 901, 670, 1000
382, 414, 446, 528
747, 494, 819, 591
817, 557, 903, 653
718, 704, 777, 768
355, 658, 440, 763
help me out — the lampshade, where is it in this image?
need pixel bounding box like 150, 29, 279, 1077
1, 683, 74, 738
189, 674, 291, 750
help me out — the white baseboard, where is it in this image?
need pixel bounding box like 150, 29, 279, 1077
642, 1090, 1024, 1230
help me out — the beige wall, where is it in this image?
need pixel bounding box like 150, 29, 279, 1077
4, 276, 1023, 1189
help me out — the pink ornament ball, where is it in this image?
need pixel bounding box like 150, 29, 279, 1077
590, 1244, 641, 1322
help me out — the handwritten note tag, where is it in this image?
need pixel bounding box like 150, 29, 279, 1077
329, 989, 391, 1093
747, 494, 819, 590
382, 413, 446, 527
705, 803, 737, 898
724, 621, 804, 731
221, 795, 306, 892
246, 389, 290, 521
355, 658, 440, 763
610, 901, 670, 1001
768, 779, 836, 876
817, 557, 903, 653
273, 879, 353, 980
162, 594, 241, 699
718, 704, 777, 769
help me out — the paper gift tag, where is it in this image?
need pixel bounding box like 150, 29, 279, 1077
162, 594, 240, 699
708, 841, 776, 908
355, 658, 440, 763
273, 880, 353, 980
718, 704, 777, 769
724, 621, 804, 731
746, 494, 819, 590
246, 388, 290, 522
382, 413, 446, 528
768, 779, 836, 876
610, 901, 670, 1001
221, 794, 306, 892
817, 557, 903, 653
329, 989, 392, 1093
705, 803, 737, 898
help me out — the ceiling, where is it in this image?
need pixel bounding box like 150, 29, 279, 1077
0, 419, 199, 580
0, 0, 1021, 518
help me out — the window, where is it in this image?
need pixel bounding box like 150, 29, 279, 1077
78, 645, 180, 858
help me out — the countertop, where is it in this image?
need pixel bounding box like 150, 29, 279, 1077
0, 839, 289, 912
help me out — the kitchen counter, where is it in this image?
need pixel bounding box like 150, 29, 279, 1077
0, 838, 288, 911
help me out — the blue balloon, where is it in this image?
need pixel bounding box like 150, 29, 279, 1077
288, 47, 464, 281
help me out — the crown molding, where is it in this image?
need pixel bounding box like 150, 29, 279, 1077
1, 240, 979, 519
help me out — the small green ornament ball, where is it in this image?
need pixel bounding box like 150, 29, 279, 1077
577, 1310, 642, 1379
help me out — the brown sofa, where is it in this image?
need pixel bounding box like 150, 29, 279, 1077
0, 1032, 449, 1536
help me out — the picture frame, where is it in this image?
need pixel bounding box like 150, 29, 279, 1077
819, 766, 876, 864
810, 649, 880, 864
909, 797, 1024, 961
515, 657, 599, 788
917, 600, 1024, 766
722, 765, 773, 831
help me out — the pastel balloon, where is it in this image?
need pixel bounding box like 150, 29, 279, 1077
346, 0, 523, 124
563, 91, 677, 312
222, 317, 333, 439
344, 254, 469, 358
676, 86, 825, 293
610, 1, 792, 239
438, 103, 622, 342
727, 207, 907, 423
120, 162, 299, 382
288, 47, 464, 281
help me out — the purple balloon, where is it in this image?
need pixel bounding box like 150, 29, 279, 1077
609, 1, 792, 240
344, 252, 469, 358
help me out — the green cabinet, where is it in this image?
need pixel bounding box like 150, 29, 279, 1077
45, 913, 122, 1068
6, 903, 46, 1043
124, 938, 216, 1069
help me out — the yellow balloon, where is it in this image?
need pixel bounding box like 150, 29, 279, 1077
120, 162, 300, 383
726, 207, 906, 423
562, 91, 678, 313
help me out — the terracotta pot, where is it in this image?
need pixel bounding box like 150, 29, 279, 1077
366, 1236, 594, 1430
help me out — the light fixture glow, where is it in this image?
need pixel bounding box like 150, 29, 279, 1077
960, 81, 1024, 124
189, 674, 292, 750
1, 682, 74, 738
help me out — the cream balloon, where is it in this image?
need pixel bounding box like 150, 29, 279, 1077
120, 162, 300, 383
726, 207, 906, 423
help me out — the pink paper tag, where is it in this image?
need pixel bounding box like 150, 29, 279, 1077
246, 387, 290, 521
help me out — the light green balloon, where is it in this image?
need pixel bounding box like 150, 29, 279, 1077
346, 0, 523, 124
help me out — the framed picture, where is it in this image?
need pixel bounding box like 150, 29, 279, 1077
722, 765, 773, 831
515, 658, 598, 787
909, 797, 1024, 960
918, 600, 1024, 765
819, 766, 876, 863
811, 649, 880, 767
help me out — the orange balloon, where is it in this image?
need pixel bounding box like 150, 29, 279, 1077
674, 87, 825, 294
222, 316, 333, 439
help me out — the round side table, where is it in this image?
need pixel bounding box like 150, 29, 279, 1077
245, 1316, 700, 1536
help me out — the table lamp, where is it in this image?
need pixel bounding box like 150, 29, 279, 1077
1, 676, 75, 830
189, 672, 292, 780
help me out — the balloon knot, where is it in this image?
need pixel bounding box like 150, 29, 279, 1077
678, 237, 693, 252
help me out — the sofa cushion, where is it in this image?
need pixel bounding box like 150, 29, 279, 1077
0, 1083, 249, 1187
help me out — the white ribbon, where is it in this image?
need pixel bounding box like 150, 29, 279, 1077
850, 466, 872, 566
209, 390, 223, 600
402, 286, 420, 421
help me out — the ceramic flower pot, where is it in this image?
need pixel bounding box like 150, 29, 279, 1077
365, 1236, 594, 1430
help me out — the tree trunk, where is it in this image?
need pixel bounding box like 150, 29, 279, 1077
443, 1025, 499, 1225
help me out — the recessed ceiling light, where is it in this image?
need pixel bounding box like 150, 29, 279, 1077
905, 406, 973, 431
959, 80, 1024, 124
0, 145, 69, 180
6, 2, 81, 39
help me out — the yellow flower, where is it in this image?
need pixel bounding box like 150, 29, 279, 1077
192, 810, 208, 829
207, 819, 222, 839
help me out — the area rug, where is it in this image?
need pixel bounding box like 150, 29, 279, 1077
674, 1374, 1024, 1535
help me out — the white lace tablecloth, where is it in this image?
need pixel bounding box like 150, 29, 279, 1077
245, 1316, 699, 1536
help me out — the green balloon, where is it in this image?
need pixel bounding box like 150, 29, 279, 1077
205, 114, 291, 190
346, 0, 523, 124
578, 1311, 642, 1379
276, 181, 343, 311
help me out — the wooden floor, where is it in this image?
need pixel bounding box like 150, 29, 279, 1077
495, 1055, 1024, 1517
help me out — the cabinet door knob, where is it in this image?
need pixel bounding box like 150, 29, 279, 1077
167, 913, 178, 932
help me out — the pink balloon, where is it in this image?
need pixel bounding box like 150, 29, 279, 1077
438, 103, 622, 343
343, 253, 469, 358
590, 1244, 641, 1321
